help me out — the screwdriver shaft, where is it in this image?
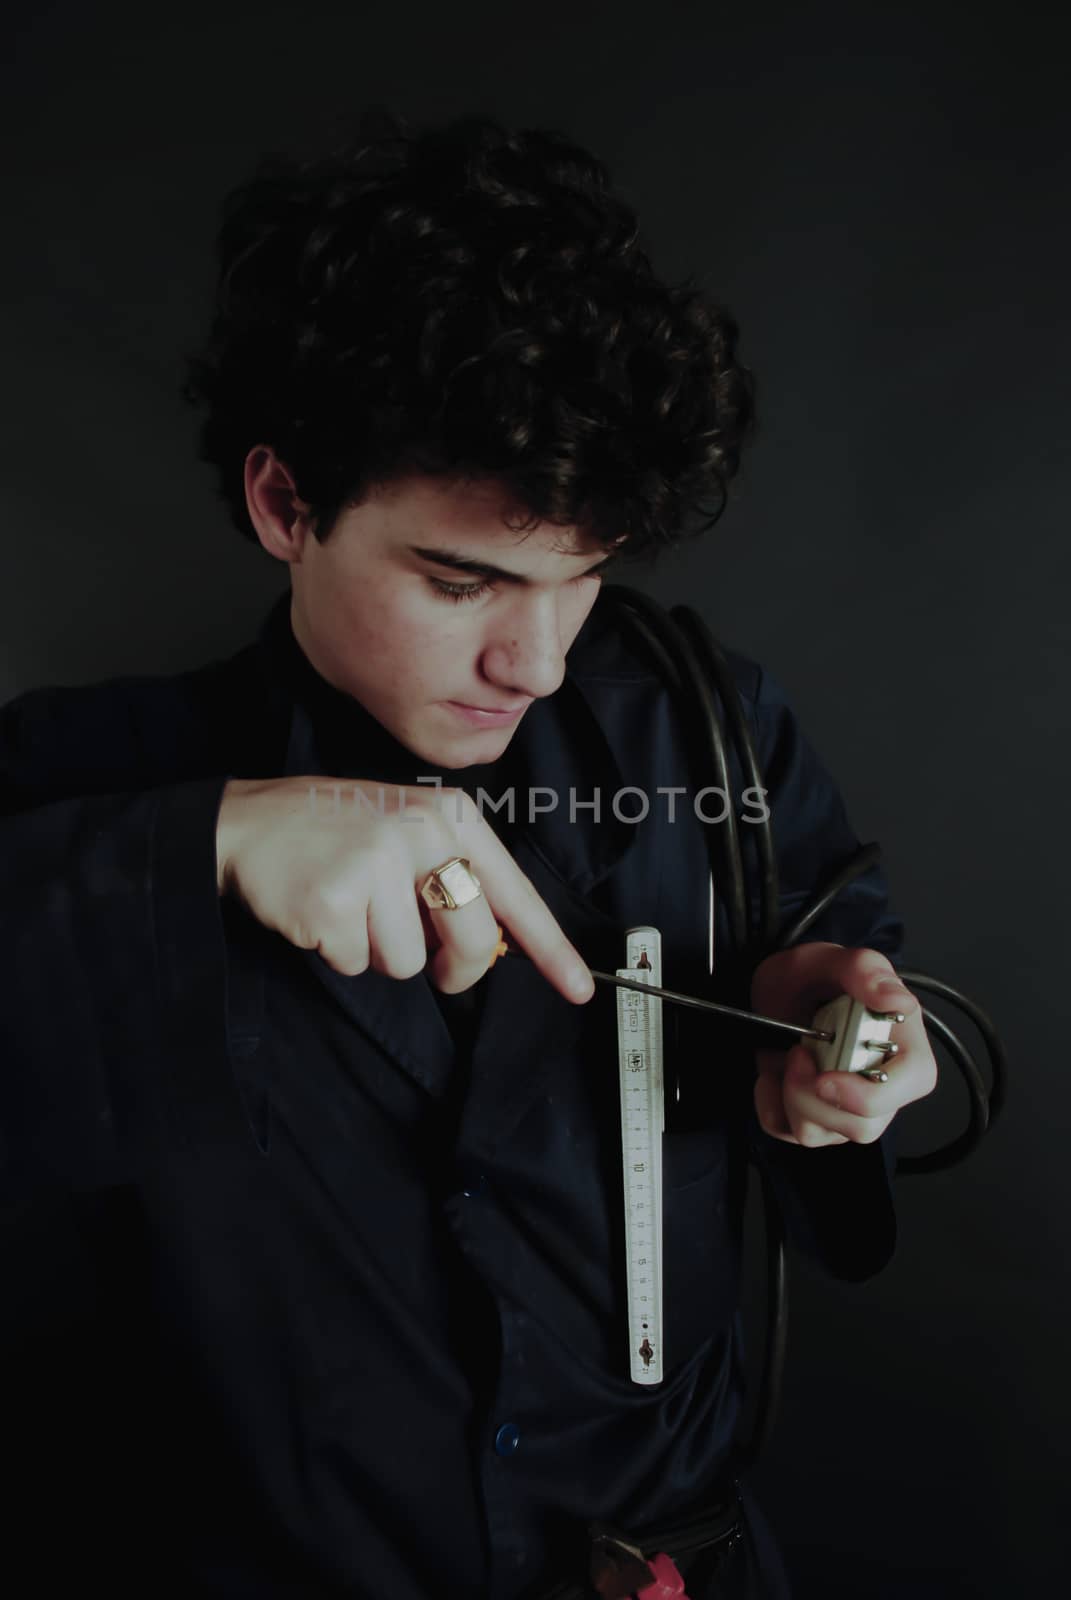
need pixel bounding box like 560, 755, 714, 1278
588, 968, 834, 1043
495, 936, 833, 1044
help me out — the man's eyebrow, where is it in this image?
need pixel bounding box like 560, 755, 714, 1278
407, 545, 616, 584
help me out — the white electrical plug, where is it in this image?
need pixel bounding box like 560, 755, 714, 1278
807, 994, 904, 1082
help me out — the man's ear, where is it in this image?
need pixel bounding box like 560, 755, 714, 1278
243, 445, 314, 562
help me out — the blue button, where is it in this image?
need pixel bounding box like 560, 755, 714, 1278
494, 1422, 521, 1457
462, 1172, 488, 1199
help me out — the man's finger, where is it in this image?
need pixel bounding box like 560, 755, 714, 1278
422, 891, 504, 994
449, 812, 594, 1004
812, 1050, 936, 1119
753, 1052, 849, 1145
834, 950, 920, 1023
810, 985, 936, 1118
751, 941, 920, 1026
784, 1048, 892, 1143
754, 1059, 794, 1139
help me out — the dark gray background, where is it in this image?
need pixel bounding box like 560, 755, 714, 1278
3, 1, 1067, 1593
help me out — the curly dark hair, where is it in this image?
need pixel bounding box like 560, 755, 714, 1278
182, 109, 757, 561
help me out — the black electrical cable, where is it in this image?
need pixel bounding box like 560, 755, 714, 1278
600, 586, 751, 950
599, 583, 1007, 1473
775, 842, 882, 950
672, 606, 782, 952
891, 992, 997, 1175
896, 970, 1007, 1132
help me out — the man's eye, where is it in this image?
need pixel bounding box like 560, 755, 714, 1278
429, 577, 494, 604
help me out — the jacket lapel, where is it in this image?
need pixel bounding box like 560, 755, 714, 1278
279, 694, 459, 1099
461, 829, 628, 1156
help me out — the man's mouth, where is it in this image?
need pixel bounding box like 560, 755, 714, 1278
445, 700, 530, 726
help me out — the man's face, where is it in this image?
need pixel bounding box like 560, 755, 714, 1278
289, 474, 616, 768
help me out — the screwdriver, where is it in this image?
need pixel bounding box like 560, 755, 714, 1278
489, 927, 834, 1045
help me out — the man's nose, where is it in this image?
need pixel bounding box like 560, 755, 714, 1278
479, 594, 569, 700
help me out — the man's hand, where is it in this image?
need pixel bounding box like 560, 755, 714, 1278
750, 941, 937, 1146
216, 775, 595, 1004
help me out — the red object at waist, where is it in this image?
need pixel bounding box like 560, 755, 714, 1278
636, 1551, 689, 1599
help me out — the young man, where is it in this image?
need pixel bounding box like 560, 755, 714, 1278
1, 113, 935, 1597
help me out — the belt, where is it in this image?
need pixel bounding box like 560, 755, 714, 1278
524, 1484, 745, 1600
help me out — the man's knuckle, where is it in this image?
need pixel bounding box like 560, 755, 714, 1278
320, 940, 369, 977
340, 953, 371, 978
420, 784, 471, 833
365, 844, 408, 890
419, 805, 458, 852
373, 948, 425, 981
309, 878, 355, 921
797, 1122, 828, 1149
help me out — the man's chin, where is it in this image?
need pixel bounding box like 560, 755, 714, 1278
440, 730, 516, 770
411, 720, 517, 771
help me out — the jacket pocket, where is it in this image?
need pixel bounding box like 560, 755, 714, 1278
661, 1126, 742, 1363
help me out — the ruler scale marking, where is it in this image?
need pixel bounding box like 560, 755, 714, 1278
617, 927, 664, 1386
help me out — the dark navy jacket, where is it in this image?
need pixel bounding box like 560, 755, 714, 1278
0, 590, 902, 1597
